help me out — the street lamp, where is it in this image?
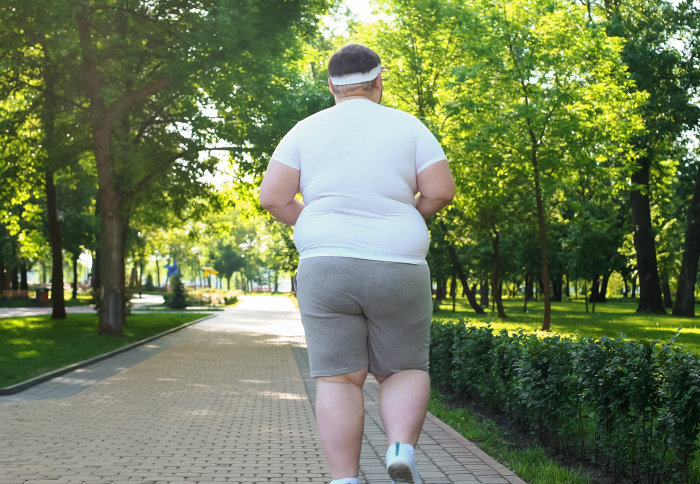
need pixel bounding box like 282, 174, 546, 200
191, 246, 201, 289
239, 239, 253, 294
241, 254, 247, 293
154, 250, 160, 288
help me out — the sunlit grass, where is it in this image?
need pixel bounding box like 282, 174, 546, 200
434, 297, 700, 354
0, 312, 207, 388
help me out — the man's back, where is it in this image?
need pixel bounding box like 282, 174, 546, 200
272, 98, 445, 263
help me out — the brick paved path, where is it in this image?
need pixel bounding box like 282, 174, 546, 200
0, 296, 525, 484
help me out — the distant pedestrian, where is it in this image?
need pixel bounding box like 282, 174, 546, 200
260, 43, 455, 484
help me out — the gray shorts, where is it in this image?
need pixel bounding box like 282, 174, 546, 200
296, 256, 432, 378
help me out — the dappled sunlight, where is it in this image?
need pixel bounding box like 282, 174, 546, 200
187, 383, 212, 389
259, 390, 306, 401
435, 297, 700, 353
183, 409, 218, 417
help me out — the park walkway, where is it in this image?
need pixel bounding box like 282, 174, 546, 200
0, 295, 525, 484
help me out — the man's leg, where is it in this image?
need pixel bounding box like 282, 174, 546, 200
375, 369, 429, 483
315, 367, 369, 480
376, 369, 430, 446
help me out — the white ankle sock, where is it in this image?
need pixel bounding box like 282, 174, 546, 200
329, 479, 359, 484
387, 441, 415, 459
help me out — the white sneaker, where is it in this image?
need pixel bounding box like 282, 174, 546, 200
385, 442, 422, 484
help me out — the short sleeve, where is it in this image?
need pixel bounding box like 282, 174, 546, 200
415, 123, 447, 173
270, 123, 301, 170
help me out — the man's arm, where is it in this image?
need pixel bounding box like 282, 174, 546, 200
415, 160, 455, 220
259, 160, 305, 226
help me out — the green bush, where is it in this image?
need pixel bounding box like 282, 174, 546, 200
430, 319, 700, 483
144, 274, 155, 291
165, 274, 188, 309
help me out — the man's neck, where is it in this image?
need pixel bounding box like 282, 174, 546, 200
335, 91, 382, 104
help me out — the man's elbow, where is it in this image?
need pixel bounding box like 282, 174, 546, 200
259, 191, 278, 213
439, 179, 456, 204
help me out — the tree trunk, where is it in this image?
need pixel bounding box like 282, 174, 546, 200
480, 280, 489, 307
439, 222, 485, 314
532, 149, 552, 330
138, 258, 144, 297
78, 7, 123, 335
20, 262, 28, 290
10, 264, 18, 290
46, 170, 67, 319
98, 192, 126, 335
590, 276, 600, 303
591, 277, 599, 313
0, 258, 5, 293
450, 269, 457, 312
72, 255, 79, 300
630, 155, 666, 313
551, 276, 563, 302
491, 231, 506, 318
91, 249, 99, 292
600, 273, 610, 303
673, 165, 700, 316
435, 272, 447, 301
661, 274, 673, 309
523, 273, 532, 312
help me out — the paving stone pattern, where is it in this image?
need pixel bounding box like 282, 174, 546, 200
0, 296, 525, 484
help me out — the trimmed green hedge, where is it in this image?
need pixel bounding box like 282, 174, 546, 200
430, 319, 700, 483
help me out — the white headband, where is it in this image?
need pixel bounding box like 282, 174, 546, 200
330, 64, 383, 86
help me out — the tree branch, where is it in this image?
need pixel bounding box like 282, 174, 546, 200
127, 151, 188, 198
104, 78, 173, 126
132, 116, 177, 145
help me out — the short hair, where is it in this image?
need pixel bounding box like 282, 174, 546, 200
328, 44, 381, 95
328, 44, 381, 78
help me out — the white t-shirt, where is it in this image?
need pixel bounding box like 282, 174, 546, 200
271, 98, 446, 264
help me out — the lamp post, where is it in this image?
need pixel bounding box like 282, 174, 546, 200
154, 250, 160, 288
191, 246, 201, 289
241, 254, 247, 293
239, 239, 252, 294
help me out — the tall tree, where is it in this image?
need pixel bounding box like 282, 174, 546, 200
446, 0, 644, 329
70, 0, 331, 334
673, 138, 700, 316
2, 0, 91, 318
594, 0, 700, 313
364, 0, 487, 311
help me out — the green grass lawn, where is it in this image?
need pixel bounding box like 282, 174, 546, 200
435, 297, 700, 354
0, 312, 207, 388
